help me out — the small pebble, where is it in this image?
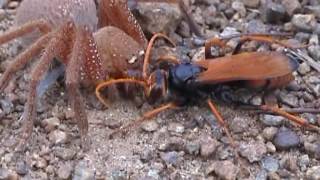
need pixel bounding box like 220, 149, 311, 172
260, 115, 284, 126
298, 62, 311, 75
168, 122, 185, 134
200, 137, 219, 158
54, 148, 76, 160
279, 93, 299, 107
240, 140, 267, 163
0, 99, 13, 114
250, 95, 262, 106
267, 172, 281, 180
229, 116, 249, 133
205, 160, 238, 180
41, 117, 60, 132
306, 166, 320, 180
15, 161, 28, 175
7, 1, 19, 9
185, 142, 200, 155
266, 142, 276, 153
256, 170, 268, 180
304, 142, 320, 159
141, 121, 159, 132
57, 163, 73, 180
292, 14, 316, 32
158, 137, 185, 151
73, 162, 95, 180
35, 157, 47, 169
298, 154, 310, 171
232, 1, 246, 17
111, 170, 127, 180
282, 0, 301, 16
308, 45, 320, 61
241, 0, 260, 8
147, 169, 160, 179
49, 130, 68, 145
263, 2, 287, 24
0, 168, 10, 180
140, 150, 153, 163
160, 151, 180, 165
134, 2, 182, 35
263, 127, 278, 140
273, 128, 300, 150
262, 156, 279, 172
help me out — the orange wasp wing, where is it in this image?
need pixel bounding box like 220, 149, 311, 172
195, 52, 299, 84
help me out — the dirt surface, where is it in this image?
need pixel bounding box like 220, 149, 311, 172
1, 0, 320, 179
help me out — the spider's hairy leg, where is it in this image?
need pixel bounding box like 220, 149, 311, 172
65, 28, 91, 148
0, 19, 51, 44
0, 34, 51, 91
15, 30, 68, 151
98, 0, 147, 46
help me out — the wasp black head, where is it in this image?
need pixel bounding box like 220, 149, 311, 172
168, 62, 204, 93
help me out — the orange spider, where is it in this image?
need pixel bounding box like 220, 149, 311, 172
0, 0, 188, 150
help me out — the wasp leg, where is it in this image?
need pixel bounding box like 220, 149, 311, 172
143, 33, 176, 79
207, 99, 243, 163
95, 78, 148, 107
233, 34, 307, 54
259, 105, 320, 132
207, 99, 235, 148
109, 102, 177, 138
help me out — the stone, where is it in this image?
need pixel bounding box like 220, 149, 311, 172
298, 62, 311, 75
57, 163, 73, 180
279, 93, 299, 107
240, 140, 267, 163
73, 162, 95, 180
229, 116, 250, 133
54, 148, 76, 160
292, 14, 316, 32
308, 45, 320, 61
232, 1, 246, 17
49, 130, 68, 145
0, 168, 10, 180
133, 2, 182, 35
41, 117, 60, 132
200, 137, 219, 158
282, 0, 301, 16
263, 127, 278, 140
262, 156, 279, 172
15, 161, 28, 175
168, 123, 185, 134
260, 115, 284, 126
205, 160, 239, 180
306, 166, 320, 180
185, 142, 200, 155
298, 154, 310, 171
241, 0, 260, 8
273, 128, 300, 150
160, 151, 180, 165
141, 121, 159, 132
266, 142, 276, 153
305, 6, 320, 19
263, 2, 287, 24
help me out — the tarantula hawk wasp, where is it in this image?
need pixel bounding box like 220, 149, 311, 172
96, 32, 319, 155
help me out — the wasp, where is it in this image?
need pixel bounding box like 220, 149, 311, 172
96, 33, 319, 154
